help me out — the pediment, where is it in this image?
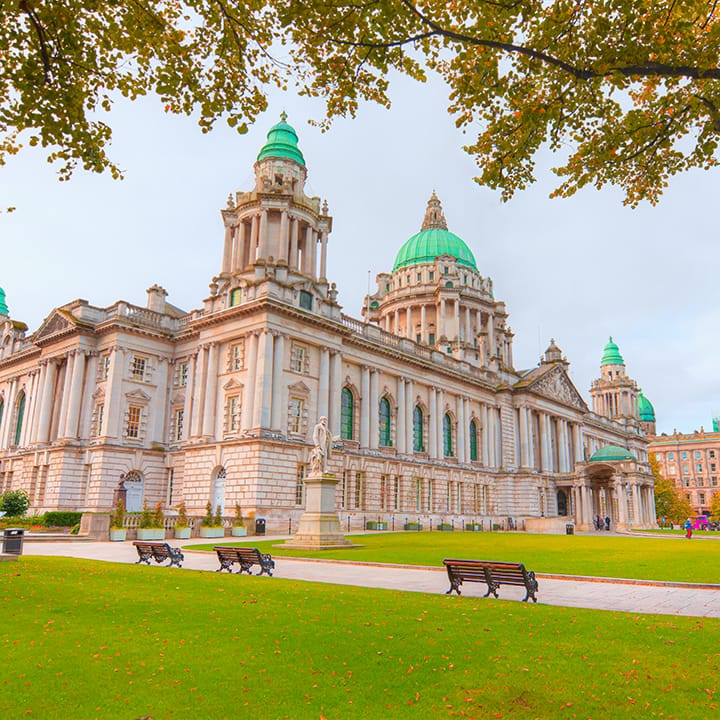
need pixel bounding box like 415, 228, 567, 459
524, 365, 588, 411
125, 388, 151, 402
92, 386, 105, 400
288, 380, 311, 395
223, 378, 244, 391
34, 311, 75, 342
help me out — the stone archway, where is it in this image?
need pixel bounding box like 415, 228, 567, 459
123, 471, 144, 512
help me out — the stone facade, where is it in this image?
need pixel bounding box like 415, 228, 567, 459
0, 117, 656, 532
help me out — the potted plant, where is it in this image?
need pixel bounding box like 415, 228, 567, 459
174, 502, 191, 539
199, 502, 225, 538
231, 502, 247, 537
137, 501, 166, 540
109, 499, 126, 541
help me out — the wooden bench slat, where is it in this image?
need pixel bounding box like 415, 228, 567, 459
443, 558, 538, 602
133, 541, 184, 568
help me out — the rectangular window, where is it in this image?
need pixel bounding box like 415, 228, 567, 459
414, 478, 422, 512
380, 475, 387, 511
698, 464, 703, 473
713, 476, 718, 487
354, 472, 364, 510
126, 405, 142, 439
299, 290, 313, 311
695, 451, 702, 459
94, 403, 104, 436
426, 479, 433, 512
178, 362, 189, 387
682, 451, 688, 460
446, 482, 451, 512
684, 477, 690, 487
173, 409, 184, 441
428, 332, 435, 345
288, 398, 304, 434
393, 476, 400, 511
295, 464, 306, 506
340, 471, 347, 509
429, 271, 434, 281
290, 344, 307, 373
99, 355, 111, 380
229, 342, 244, 371
710, 451, 716, 459
711, 464, 716, 472
699, 492, 706, 505
130, 355, 147, 381
668, 452, 674, 460
230, 288, 242, 306
697, 477, 704, 487
227, 396, 240, 432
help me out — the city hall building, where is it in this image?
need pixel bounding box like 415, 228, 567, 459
0, 116, 656, 532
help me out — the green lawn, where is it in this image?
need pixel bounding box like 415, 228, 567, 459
195, 531, 720, 584
2, 555, 719, 719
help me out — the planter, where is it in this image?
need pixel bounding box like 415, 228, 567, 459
199, 526, 225, 538
231, 526, 247, 537
109, 528, 127, 542
366, 521, 387, 531
174, 527, 192, 539
136, 528, 165, 541
437, 524, 454, 531
404, 522, 423, 531
464, 523, 483, 532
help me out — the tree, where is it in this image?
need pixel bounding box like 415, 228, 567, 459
0, 488, 30, 517
709, 491, 720, 520
3, 1, 720, 205
286, 0, 720, 206
650, 453, 693, 524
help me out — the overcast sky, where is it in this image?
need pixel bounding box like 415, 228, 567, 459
1, 72, 717, 436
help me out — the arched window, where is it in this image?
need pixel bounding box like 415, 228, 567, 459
413, 405, 424, 452
13, 393, 25, 446
469, 419, 478, 461
379, 397, 391, 447
341, 388, 354, 440
443, 413, 453, 457
212, 467, 227, 514
123, 471, 144, 512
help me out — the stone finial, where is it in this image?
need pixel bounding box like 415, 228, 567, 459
226, 193, 235, 209
322, 199, 329, 215
421, 192, 448, 231
544, 338, 563, 363
146, 284, 168, 313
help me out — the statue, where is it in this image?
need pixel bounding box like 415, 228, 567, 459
311, 416, 336, 474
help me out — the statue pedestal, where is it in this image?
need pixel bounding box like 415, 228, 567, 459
284, 472, 353, 550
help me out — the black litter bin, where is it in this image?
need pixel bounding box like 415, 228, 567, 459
3, 528, 25, 555
565, 524, 574, 536
255, 518, 266, 536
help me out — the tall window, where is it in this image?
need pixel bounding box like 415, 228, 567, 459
178, 362, 189, 386
379, 397, 391, 447
130, 355, 147, 381
354, 472, 364, 509
299, 291, 313, 311
288, 398, 304, 434
227, 396, 240, 432
469, 419, 478, 461
393, 476, 400, 510
341, 388, 354, 440
173, 409, 184, 441
230, 288, 242, 306
14, 393, 25, 446
413, 406, 424, 452
443, 413, 453, 457
229, 342, 244, 371
426, 478, 433, 512
94, 403, 105, 436
290, 344, 307, 373
126, 405, 141, 439
295, 464, 306, 506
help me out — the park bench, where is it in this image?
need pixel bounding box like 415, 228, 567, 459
443, 559, 539, 602
214, 546, 275, 576
133, 541, 184, 569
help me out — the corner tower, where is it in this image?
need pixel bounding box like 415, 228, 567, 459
207, 114, 339, 318
363, 194, 513, 369
590, 337, 641, 430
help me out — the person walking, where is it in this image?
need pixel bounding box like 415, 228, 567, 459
684, 518, 693, 539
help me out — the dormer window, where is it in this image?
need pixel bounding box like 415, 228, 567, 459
299, 290, 312, 311
429, 271, 434, 281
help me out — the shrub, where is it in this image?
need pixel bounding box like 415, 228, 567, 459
109, 501, 125, 530
213, 504, 223, 528
44, 511, 83, 527
0, 489, 30, 517
233, 502, 244, 528
152, 503, 164, 529
175, 502, 188, 529
139, 502, 154, 529
202, 502, 214, 527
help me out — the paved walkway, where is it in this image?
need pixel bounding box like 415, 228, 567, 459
16, 536, 720, 619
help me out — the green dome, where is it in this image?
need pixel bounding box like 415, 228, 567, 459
589, 445, 636, 462
637, 391, 655, 422
0, 287, 7, 316
256, 113, 305, 166
601, 336, 624, 366
393, 193, 477, 272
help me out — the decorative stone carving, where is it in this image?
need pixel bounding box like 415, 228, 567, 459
530, 366, 588, 410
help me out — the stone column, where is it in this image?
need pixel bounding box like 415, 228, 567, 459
250, 214, 259, 265
222, 223, 234, 273
202, 343, 220, 438
20, 371, 39, 447
420, 305, 426, 343
397, 378, 406, 454
271, 334, 285, 430
190, 345, 207, 438
1, 378, 18, 448
405, 379, 414, 453
182, 352, 196, 440
240, 332, 258, 431
29, 362, 47, 444
318, 348, 330, 421
481, 404, 489, 467
455, 298, 461, 341
279, 210, 289, 263
329, 350, 342, 438
369, 369, 379, 450
632, 483, 641, 525
37, 359, 58, 444
253, 330, 274, 429
63, 350, 86, 439
360, 366, 370, 448
103, 347, 125, 439
57, 353, 75, 439
429, 389, 438, 458
393, 309, 399, 335
289, 217, 299, 270
79, 353, 98, 440
319, 229, 328, 280
308, 227, 317, 278
457, 395, 465, 463
488, 314, 495, 357
439, 298, 446, 339
405, 307, 412, 339
258, 209, 268, 259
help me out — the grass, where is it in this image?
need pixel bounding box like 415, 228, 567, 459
194, 531, 720, 584
2, 555, 720, 719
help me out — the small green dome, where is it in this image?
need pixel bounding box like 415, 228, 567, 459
0, 287, 7, 316
393, 193, 477, 272
601, 336, 624, 366
637, 391, 655, 422
256, 113, 305, 166
589, 445, 636, 462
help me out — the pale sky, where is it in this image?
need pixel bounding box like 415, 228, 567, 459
1, 72, 717, 436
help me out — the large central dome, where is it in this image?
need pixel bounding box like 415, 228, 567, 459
392, 194, 478, 272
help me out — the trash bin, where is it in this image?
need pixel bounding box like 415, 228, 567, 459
255, 518, 266, 536
565, 524, 574, 536
3, 528, 25, 555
